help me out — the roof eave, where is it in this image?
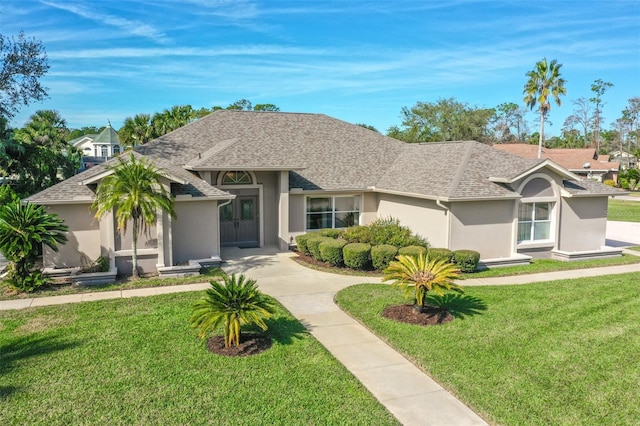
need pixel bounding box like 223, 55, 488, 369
490, 159, 580, 184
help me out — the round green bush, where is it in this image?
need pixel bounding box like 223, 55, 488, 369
453, 249, 480, 273
343, 243, 371, 269
371, 244, 398, 271
307, 236, 333, 260
295, 233, 313, 255
341, 225, 373, 244
320, 238, 348, 266
397, 245, 427, 257
427, 248, 454, 263
318, 229, 343, 238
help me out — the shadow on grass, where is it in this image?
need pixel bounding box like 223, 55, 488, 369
263, 316, 308, 345
424, 293, 488, 319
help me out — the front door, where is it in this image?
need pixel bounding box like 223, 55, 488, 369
220, 195, 259, 247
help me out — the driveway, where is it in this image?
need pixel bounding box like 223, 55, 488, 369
606, 220, 640, 247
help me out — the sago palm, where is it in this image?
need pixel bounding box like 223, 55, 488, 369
523, 58, 567, 159
0, 200, 68, 291
383, 253, 462, 310
91, 153, 175, 278
190, 273, 275, 348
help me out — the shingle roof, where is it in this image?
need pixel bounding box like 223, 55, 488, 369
492, 144, 619, 171
93, 125, 121, 145
30, 110, 618, 203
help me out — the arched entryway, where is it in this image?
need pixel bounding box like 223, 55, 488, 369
217, 171, 260, 248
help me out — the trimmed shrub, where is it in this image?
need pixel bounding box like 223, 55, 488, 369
371, 244, 398, 271
368, 217, 429, 248
453, 249, 480, 273
318, 229, 343, 238
603, 179, 616, 187
343, 243, 371, 269
320, 238, 348, 266
295, 234, 313, 255
397, 245, 427, 257
342, 225, 373, 244
307, 236, 332, 260
427, 248, 454, 263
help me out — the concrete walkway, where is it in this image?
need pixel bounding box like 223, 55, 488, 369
2, 249, 640, 425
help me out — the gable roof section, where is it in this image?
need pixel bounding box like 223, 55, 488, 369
93, 125, 121, 145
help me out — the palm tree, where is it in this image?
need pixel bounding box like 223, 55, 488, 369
119, 113, 153, 149
13, 109, 69, 149
383, 253, 462, 312
523, 58, 567, 158
190, 273, 275, 348
91, 153, 176, 279
0, 200, 68, 291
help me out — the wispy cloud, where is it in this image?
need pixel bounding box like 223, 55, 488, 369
39, 0, 169, 44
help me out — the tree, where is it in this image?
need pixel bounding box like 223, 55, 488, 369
622, 97, 640, 167
355, 123, 380, 133
382, 253, 463, 312
253, 103, 280, 112
226, 99, 252, 111
565, 97, 592, 148
493, 102, 529, 142
0, 200, 68, 292
611, 118, 630, 169
119, 113, 153, 148
389, 98, 495, 143
590, 79, 614, 152
190, 273, 276, 348
91, 154, 176, 278
523, 58, 567, 158
68, 126, 103, 140
13, 109, 68, 148
151, 105, 195, 137
0, 31, 49, 119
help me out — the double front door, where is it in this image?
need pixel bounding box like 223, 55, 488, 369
220, 194, 259, 247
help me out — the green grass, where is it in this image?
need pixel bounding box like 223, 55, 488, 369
466, 253, 640, 278
335, 274, 640, 425
0, 267, 223, 301
0, 293, 398, 425
608, 199, 640, 222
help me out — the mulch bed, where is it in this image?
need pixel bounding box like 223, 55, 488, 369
207, 333, 272, 356
292, 251, 382, 276
383, 304, 454, 326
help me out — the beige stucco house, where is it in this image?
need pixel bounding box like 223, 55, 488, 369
27, 111, 625, 275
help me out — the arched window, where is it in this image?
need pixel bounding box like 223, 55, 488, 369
221, 171, 252, 185
517, 177, 556, 244
101, 145, 108, 157
113, 145, 120, 155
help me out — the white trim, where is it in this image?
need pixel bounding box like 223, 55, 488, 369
490, 159, 580, 183
305, 194, 362, 231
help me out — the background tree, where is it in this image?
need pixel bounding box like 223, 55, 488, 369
0, 200, 67, 292
590, 79, 614, 152
622, 97, 640, 166
151, 105, 195, 137
492, 102, 529, 142
91, 154, 176, 279
226, 99, 252, 111
388, 97, 495, 143
253, 103, 280, 112
0, 31, 49, 120
523, 58, 567, 158
355, 123, 380, 133
68, 126, 103, 140
119, 113, 153, 148
564, 97, 592, 147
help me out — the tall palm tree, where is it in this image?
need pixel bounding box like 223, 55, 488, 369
0, 200, 68, 291
13, 109, 69, 149
383, 253, 462, 312
91, 153, 176, 278
523, 58, 567, 158
190, 273, 275, 348
119, 113, 153, 149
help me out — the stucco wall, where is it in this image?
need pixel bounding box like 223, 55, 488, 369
376, 194, 448, 248
289, 194, 305, 235
115, 253, 158, 275
43, 204, 101, 268
255, 171, 278, 246
450, 200, 515, 258
172, 200, 219, 264
115, 220, 157, 251
557, 197, 608, 251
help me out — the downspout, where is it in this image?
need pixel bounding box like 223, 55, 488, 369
216, 198, 233, 258
436, 199, 451, 249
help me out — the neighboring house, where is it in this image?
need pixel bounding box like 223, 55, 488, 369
610, 150, 638, 170
27, 111, 625, 275
492, 144, 620, 183
70, 124, 122, 171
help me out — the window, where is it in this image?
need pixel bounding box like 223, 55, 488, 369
113, 145, 120, 155
101, 145, 108, 157
306, 195, 360, 230
518, 202, 552, 243
221, 171, 252, 185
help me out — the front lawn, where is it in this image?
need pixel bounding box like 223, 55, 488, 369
336, 274, 640, 425
608, 198, 640, 222
0, 293, 398, 425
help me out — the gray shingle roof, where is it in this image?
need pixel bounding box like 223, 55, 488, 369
93, 125, 120, 145
29, 110, 617, 203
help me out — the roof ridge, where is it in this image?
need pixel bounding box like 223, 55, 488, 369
446, 141, 476, 197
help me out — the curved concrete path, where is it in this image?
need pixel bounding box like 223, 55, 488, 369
3, 248, 640, 425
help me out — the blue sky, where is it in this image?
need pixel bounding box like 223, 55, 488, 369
2, 0, 639, 137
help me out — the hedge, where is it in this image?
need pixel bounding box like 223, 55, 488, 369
343, 243, 371, 269
397, 245, 427, 257
295, 234, 313, 255
318, 229, 343, 238
320, 238, 348, 266
428, 248, 454, 263
307, 236, 333, 260
453, 249, 480, 273
371, 244, 398, 271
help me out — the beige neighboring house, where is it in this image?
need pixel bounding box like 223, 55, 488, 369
70, 124, 122, 171
26, 111, 626, 275
610, 150, 638, 170
492, 144, 620, 183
